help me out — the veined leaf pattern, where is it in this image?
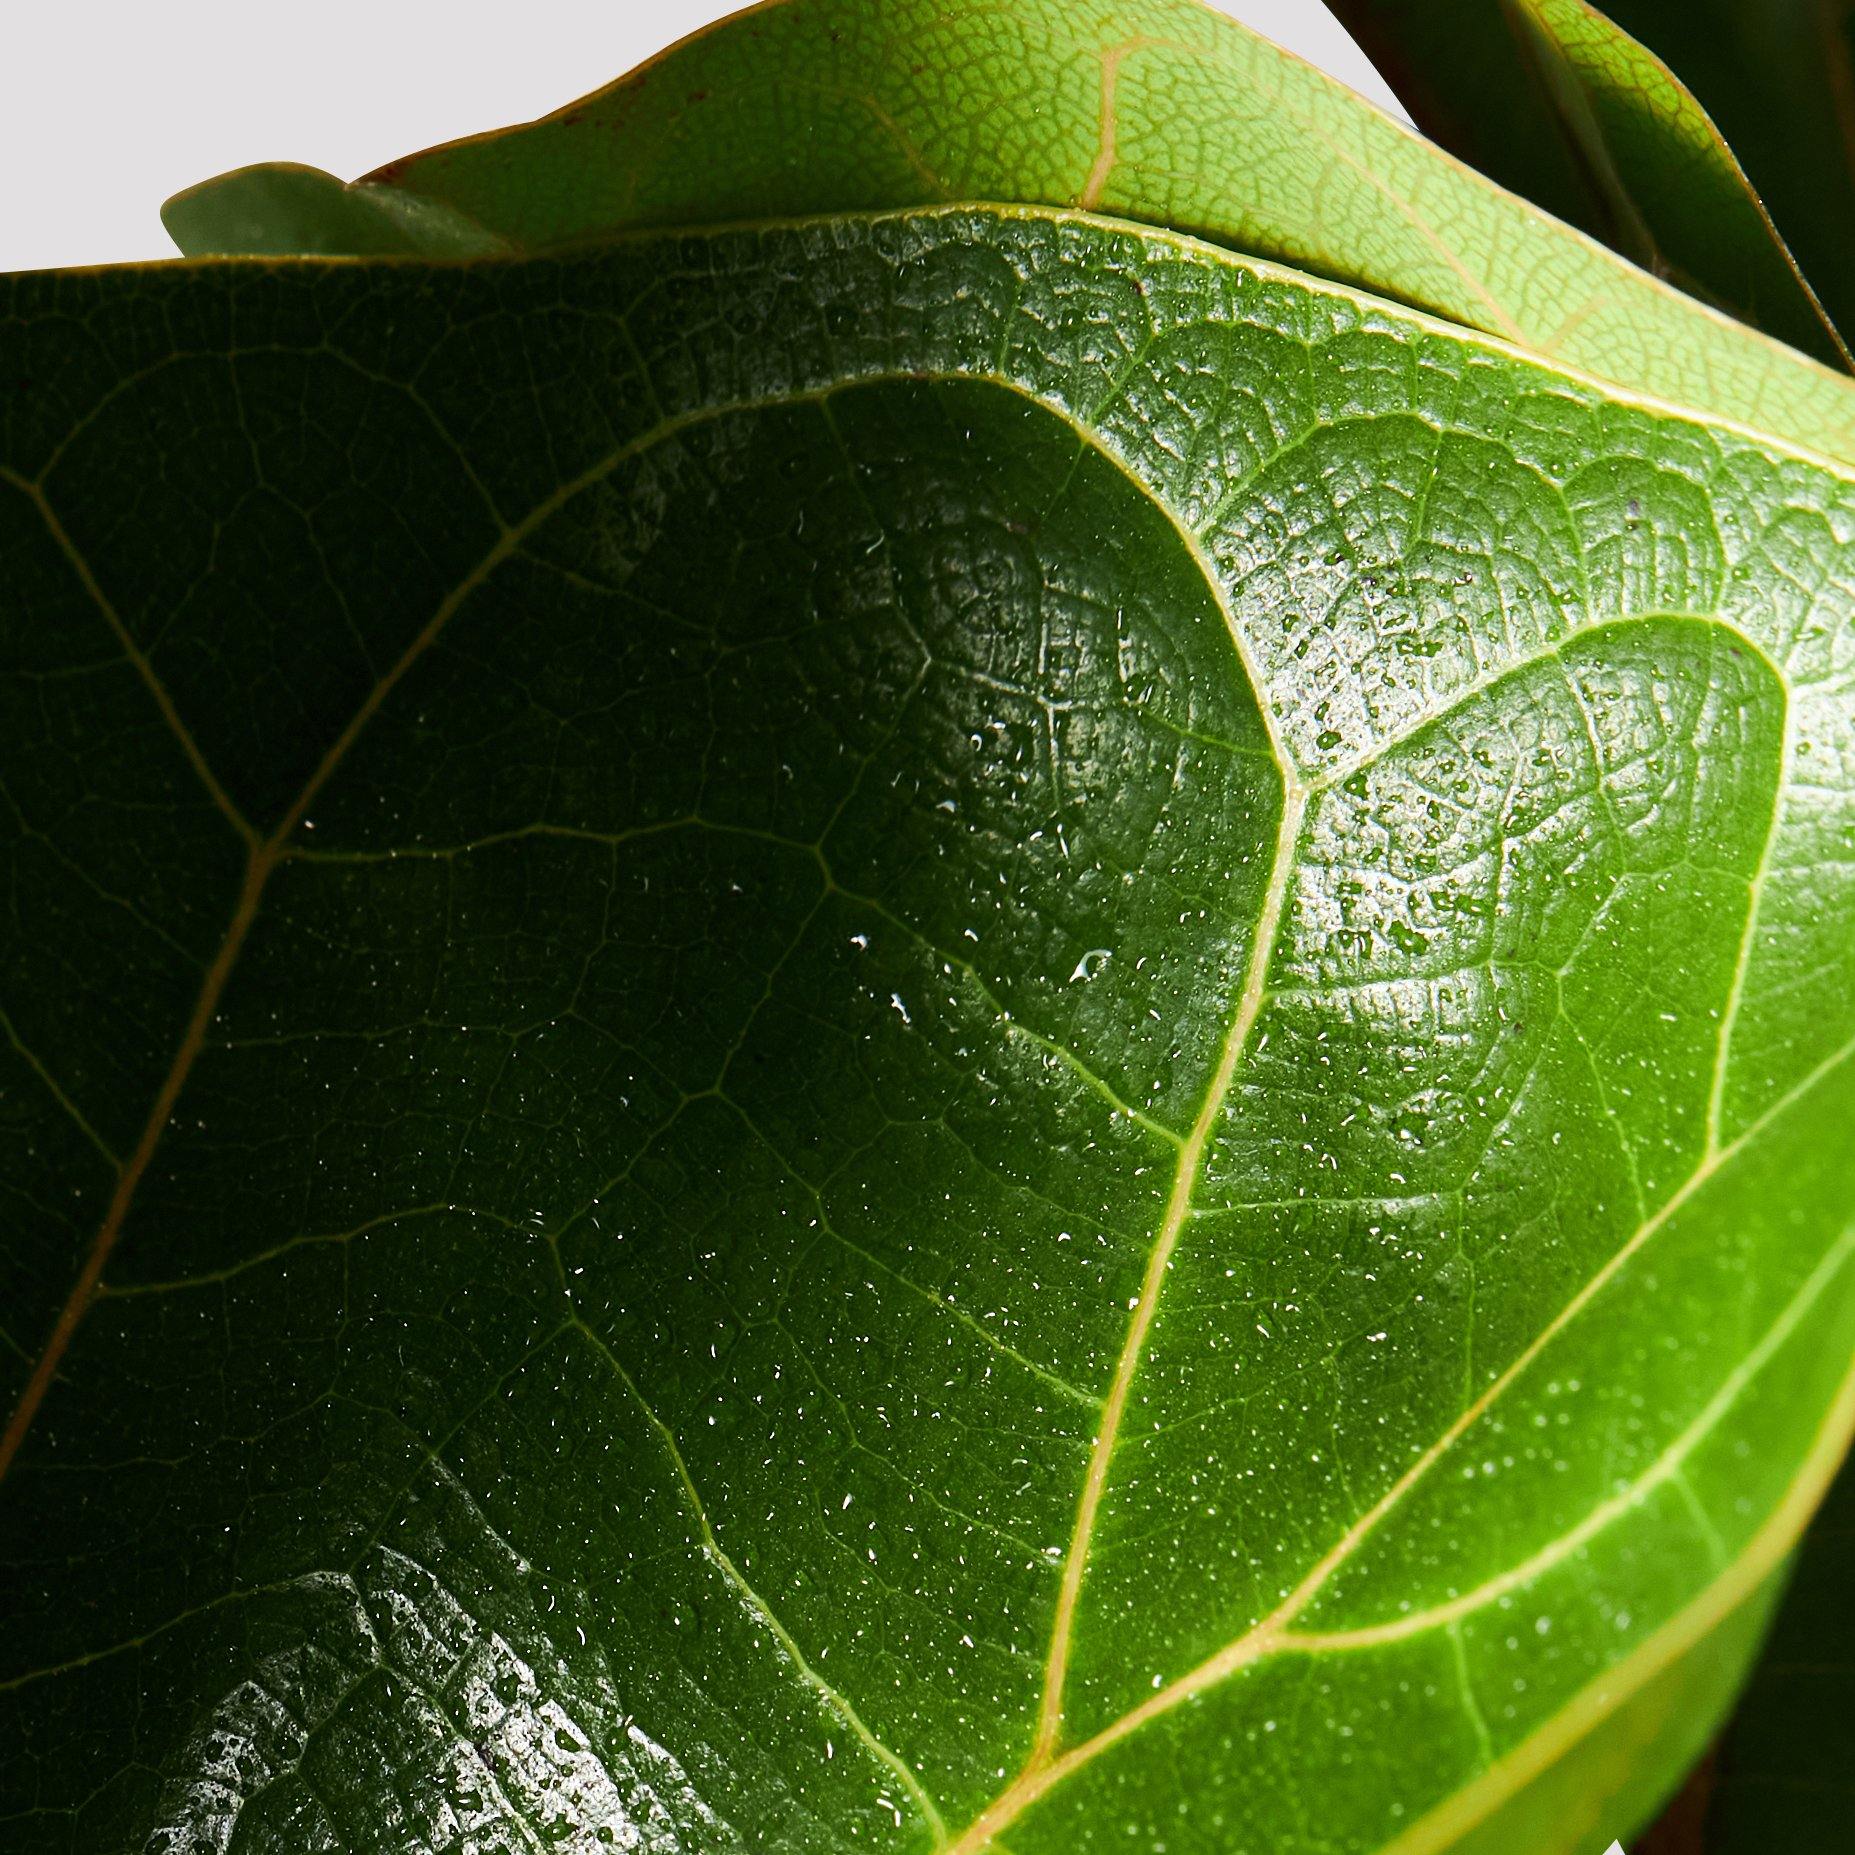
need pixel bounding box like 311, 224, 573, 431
161, 0, 1855, 470
2, 208, 1854, 1853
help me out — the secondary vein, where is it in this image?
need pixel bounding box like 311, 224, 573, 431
0, 464, 256, 848
942, 1022, 1855, 1855
1030, 777, 1308, 1761
570, 1314, 947, 1840
0, 362, 1261, 1484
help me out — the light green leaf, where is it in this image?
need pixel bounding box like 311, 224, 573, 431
1414, 1567, 1785, 1855
5, 200, 1855, 1853
1322, 0, 1849, 369
158, 0, 1855, 469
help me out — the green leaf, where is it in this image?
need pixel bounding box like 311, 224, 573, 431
1593, 1, 1855, 361
1321, 0, 1849, 370
1428, 1566, 1785, 1855
161, 162, 510, 259
157, 0, 1855, 470
5, 199, 1855, 1853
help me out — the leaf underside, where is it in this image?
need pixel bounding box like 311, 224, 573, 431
3, 206, 1855, 1853
159, 0, 1855, 472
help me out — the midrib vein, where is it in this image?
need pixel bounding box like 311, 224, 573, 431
0, 846, 267, 1480
1031, 776, 1308, 1761
0, 413, 679, 1484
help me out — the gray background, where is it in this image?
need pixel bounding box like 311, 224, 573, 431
0, 1, 1400, 273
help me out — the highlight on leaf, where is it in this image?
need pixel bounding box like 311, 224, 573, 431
3, 6, 1854, 1855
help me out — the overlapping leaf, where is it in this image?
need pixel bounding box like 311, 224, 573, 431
1324, 0, 1847, 367
1595, 1, 1855, 349
161, 0, 1855, 467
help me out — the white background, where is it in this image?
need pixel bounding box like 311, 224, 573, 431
0, 1, 1400, 273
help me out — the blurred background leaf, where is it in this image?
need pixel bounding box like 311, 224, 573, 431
1597, 1, 1855, 361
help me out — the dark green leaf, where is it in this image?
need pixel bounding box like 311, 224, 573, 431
5, 198, 1855, 1853
1324, 0, 1849, 368
1596, 1, 1855, 363
1702, 1453, 1855, 1847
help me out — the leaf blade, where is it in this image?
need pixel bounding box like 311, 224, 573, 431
1325, 0, 1850, 368
1598, 0, 1855, 353
160, 0, 1855, 468
5, 204, 1855, 1850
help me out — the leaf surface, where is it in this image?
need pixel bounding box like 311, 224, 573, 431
157, 0, 1855, 470
4, 204, 1855, 1853
1323, 0, 1848, 368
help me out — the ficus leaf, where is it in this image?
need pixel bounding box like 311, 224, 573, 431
159, 0, 1855, 470
5, 198, 1855, 1855
1322, 0, 1850, 370
1424, 1568, 1784, 1855
1592, 0, 1855, 360
5, 7, 1855, 1855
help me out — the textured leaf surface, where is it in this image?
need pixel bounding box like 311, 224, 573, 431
5, 205, 1855, 1853
1323, 0, 1847, 368
158, 0, 1855, 470
1439, 1569, 1781, 1855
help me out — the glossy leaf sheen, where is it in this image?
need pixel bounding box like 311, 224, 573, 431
159, 0, 1855, 470
1318, 7, 1855, 1837
4, 205, 1855, 1853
